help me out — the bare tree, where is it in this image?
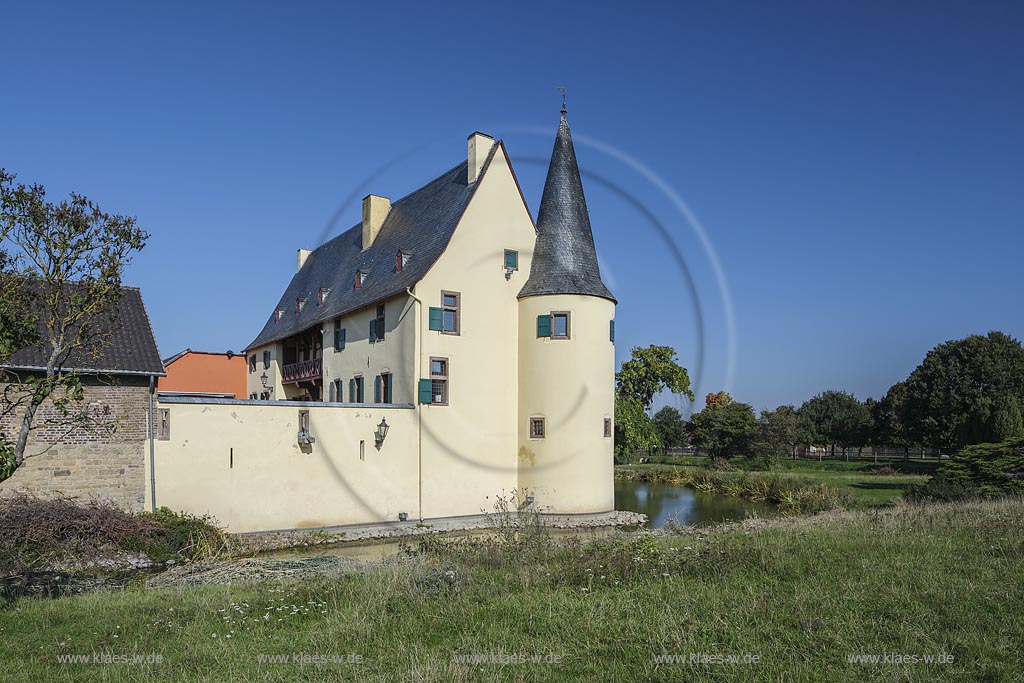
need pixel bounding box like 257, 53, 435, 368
0, 169, 148, 473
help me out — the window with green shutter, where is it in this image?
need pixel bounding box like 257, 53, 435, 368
537, 314, 552, 338
374, 375, 381, 403
418, 378, 433, 404
610, 319, 615, 343
504, 249, 518, 270
348, 378, 355, 403
428, 307, 443, 331
335, 323, 346, 351
369, 319, 377, 343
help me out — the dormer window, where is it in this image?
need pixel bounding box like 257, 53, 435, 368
396, 250, 411, 272
295, 297, 307, 314
355, 270, 368, 290
317, 287, 330, 306
274, 309, 284, 323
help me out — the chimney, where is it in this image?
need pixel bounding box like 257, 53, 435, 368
297, 248, 312, 271
362, 194, 391, 250
467, 132, 494, 184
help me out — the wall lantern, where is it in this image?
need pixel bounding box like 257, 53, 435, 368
260, 372, 269, 388
375, 417, 389, 449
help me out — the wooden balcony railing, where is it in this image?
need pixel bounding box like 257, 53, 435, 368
281, 357, 322, 383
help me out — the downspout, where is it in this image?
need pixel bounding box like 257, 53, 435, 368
148, 375, 157, 512
406, 287, 423, 521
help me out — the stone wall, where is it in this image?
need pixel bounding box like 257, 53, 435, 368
0, 376, 151, 512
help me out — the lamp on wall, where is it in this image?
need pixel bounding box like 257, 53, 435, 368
375, 417, 389, 449
260, 372, 273, 395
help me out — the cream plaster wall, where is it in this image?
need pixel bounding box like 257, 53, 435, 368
517, 294, 616, 514
415, 143, 537, 519
150, 400, 418, 532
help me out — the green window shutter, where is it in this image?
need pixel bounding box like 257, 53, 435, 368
348, 378, 355, 403
537, 314, 552, 338
418, 379, 433, 404
610, 319, 615, 343
337, 327, 346, 350
428, 307, 443, 331
386, 375, 393, 403
328, 381, 336, 402
374, 375, 381, 403
369, 319, 377, 342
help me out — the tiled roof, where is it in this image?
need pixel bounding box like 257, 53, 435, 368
245, 147, 496, 351
5, 286, 165, 376
518, 112, 615, 303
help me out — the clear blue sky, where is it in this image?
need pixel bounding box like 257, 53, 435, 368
2, 1, 1021, 413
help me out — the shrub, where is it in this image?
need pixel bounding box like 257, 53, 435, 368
906, 439, 1024, 502
0, 496, 225, 573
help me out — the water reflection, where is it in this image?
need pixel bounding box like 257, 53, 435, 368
615, 479, 779, 528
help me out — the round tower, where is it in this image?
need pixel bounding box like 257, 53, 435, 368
517, 109, 616, 514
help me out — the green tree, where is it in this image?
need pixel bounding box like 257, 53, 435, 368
871, 381, 915, 461
615, 345, 694, 409
614, 346, 693, 459
652, 406, 687, 451
800, 390, 870, 459
991, 395, 1024, 442
758, 405, 803, 462
614, 396, 659, 459
687, 400, 758, 461
903, 332, 1024, 449
0, 169, 148, 474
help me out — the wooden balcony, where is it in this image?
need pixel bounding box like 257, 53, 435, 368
281, 357, 322, 383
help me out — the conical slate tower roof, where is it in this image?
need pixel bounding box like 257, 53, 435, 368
518, 111, 615, 303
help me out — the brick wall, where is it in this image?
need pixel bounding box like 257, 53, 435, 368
0, 376, 151, 512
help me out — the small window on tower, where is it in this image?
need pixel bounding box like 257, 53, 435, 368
530, 417, 546, 439
551, 312, 570, 339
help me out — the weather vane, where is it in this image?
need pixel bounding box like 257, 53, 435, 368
557, 85, 566, 114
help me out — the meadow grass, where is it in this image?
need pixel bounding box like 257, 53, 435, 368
1, 499, 1021, 681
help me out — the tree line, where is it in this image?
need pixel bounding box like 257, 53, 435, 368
616, 331, 1024, 462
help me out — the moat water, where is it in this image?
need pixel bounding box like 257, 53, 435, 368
614, 480, 779, 528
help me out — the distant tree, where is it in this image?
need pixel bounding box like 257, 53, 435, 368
0, 169, 148, 475
800, 390, 870, 459
871, 381, 914, 461
687, 400, 758, 461
704, 391, 733, 410
758, 405, 804, 462
991, 395, 1024, 443
652, 406, 687, 451
902, 332, 1024, 449
615, 346, 694, 459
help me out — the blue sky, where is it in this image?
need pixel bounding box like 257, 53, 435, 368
2, 1, 1021, 412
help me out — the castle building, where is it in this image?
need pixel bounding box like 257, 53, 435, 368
151, 110, 615, 531
242, 109, 616, 518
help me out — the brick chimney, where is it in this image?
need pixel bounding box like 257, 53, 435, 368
467, 132, 494, 184
362, 194, 390, 250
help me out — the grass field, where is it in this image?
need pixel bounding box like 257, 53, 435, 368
1, 499, 1021, 682
618, 457, 932, 507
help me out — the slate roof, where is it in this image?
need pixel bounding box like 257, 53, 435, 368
518, 112, 615, 303
5, 286, 165, 376
245, 146, 497, 351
